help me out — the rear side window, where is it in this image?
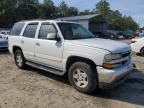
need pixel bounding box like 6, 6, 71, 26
10, 22, 25, 36
23, 23, 38, 38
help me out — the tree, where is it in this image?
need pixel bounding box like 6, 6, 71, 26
96, 0, 111, 17
80, 9, 94, 15
65, 7, 78, 16
57, 1, 78, 17
57, 1, 68, 17
0, 0, 17, 27
0, 0, 39, 27
122, 16, 139, 31
39, 0, 56, 19
15, 0, 38, 20
95, 0, 139, 31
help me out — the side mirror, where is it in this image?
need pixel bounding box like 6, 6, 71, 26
47, 33, 60, 41
47, 33, 56, 40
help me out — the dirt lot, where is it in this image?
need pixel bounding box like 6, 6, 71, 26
0, 50, 144, 108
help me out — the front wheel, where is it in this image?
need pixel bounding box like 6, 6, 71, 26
68, 62, 98, 93
14, 49, 26, 69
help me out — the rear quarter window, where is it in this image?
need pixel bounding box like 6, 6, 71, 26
10, 22, 25, 36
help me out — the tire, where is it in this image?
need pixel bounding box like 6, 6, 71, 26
14, 49, 26, 69
68, 62, 98, 93
140, 47, 144, 56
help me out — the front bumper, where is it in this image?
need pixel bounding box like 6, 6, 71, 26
97, 61, 133, 89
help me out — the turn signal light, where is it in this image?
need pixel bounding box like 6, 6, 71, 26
103, 63, 113, 69
131, 40, 137, 43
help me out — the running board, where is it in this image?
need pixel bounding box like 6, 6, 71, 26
26, 61, 65, 76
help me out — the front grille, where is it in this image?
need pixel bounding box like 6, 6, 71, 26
122, 52, 130, 58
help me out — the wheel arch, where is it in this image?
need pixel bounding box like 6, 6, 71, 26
12, 46, 22, 54
140, 47, 144, 52
66, 56, 97, 72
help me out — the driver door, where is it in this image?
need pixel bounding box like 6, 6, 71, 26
35, 22, 64, 69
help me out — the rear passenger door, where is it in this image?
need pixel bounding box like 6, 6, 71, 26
21, 23, 38, 61
9, 22, 25, 53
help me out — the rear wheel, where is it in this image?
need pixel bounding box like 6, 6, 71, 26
140, 47, 144, 56
14, 49, 26, 69
68, 62, 98, 93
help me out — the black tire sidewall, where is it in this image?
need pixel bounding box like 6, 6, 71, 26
68, 62, 98, 93
14, 50, 25, 69
140, 48, 144, 56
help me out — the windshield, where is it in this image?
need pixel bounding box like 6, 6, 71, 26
57, 23, 95, 40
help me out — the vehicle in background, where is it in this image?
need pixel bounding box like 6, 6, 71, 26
107, 30, 125, 40
9, 20, 133, 93
94, 32, 117, 40
94, 32, 107, 38
139, 34, 144, 38
123, 30, 133, 39
131, 32, 144, 43
0, 35, 8, 51
117, 32, 124, 39
131, 37, 144, 56
132, 32, 139, 38
0, 30, 10, 39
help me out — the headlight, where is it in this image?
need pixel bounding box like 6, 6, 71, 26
104, 53, 121, 63
103, 53, 122, 69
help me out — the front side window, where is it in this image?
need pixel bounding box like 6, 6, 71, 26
57, 23, 94, 40
10, 22, 25, 36
23, 23, 38, 38
38, 23, 57, 39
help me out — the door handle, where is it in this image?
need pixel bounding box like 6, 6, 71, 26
21, 40, 24, 44
36, 42, 40, 46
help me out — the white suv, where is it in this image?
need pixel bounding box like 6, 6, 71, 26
131, 37, 144, 56
8, 20, 133, 93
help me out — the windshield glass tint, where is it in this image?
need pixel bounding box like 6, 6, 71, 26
57, 23, 94, 40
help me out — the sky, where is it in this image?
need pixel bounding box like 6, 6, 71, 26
39, 0, 144, 27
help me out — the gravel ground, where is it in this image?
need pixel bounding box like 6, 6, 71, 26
0, 51, 144, 108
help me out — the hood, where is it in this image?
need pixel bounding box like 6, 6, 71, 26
71, 38, 131, 53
